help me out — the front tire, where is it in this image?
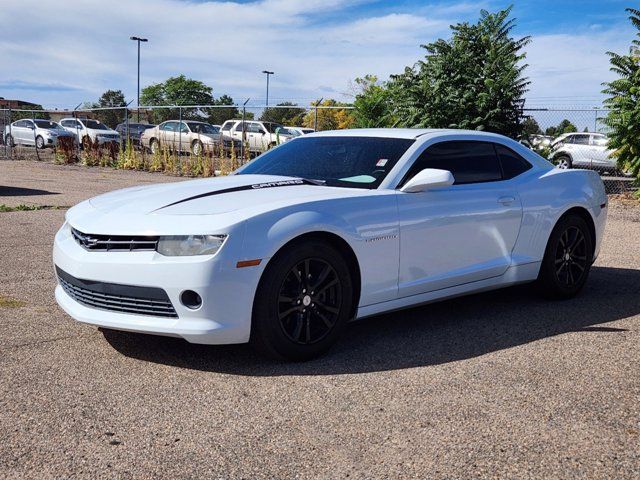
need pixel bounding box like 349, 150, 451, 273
556, 155, 572, 170
537, 214, 593, 299
251, 240, 354, 361
35, 135, 45, 149
150, 138, 160, 155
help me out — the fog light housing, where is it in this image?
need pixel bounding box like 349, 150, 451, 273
180, 290, 202, 310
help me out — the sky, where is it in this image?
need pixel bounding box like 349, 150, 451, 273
0, 0, 635, 110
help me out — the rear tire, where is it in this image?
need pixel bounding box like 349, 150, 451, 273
191, 140, 203, 156
250, 240, 354, 361
537, 214, 593, 299
5, 134, 14, 147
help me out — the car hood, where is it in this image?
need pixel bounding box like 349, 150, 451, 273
67, 175, 373, 235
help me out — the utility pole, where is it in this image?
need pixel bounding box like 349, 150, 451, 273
130, 36, 148, 121
262, 70, 274, 107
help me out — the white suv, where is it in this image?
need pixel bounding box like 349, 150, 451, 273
59, 118, 120, 148
220, 120, 292, 153
550, 132, 617, 172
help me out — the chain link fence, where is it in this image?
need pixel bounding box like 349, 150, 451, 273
0, 104, 636, 195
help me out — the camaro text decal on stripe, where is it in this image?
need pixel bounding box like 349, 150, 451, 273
155, 179, 316, 210
365, 234, 398, 243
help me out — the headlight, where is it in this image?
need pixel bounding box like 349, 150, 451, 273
157, 235, 227, 256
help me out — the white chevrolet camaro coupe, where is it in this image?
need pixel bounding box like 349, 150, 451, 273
53, 129, 607, 360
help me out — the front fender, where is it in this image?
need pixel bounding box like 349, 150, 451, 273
241, 195, 401, 307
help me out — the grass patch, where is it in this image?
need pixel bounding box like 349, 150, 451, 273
0, 204, 69, 212
0, 295, 26, 308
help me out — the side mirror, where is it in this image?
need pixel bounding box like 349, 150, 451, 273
400, 168, 454, 193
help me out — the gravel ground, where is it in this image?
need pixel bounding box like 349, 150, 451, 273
1, 160, 639, 479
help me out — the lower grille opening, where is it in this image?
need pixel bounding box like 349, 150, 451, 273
56, 267, 178, 318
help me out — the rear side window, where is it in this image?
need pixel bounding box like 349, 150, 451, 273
402, 141, 502, 186
572, 135, 590, 145
495, 145, 532, 179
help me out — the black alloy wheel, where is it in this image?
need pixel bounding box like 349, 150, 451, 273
537, 214, 593, 299
251, 240, 354, 361
277, 258, 342, 345
553, 225, 588, 287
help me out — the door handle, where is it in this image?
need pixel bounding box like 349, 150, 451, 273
498, 196, 516, 206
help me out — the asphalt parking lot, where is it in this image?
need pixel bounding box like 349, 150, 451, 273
1, 160, 639, 479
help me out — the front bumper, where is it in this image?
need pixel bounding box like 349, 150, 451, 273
53, 223, 264, 344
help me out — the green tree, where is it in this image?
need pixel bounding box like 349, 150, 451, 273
11, 104, 50, 122
302, 99, 354, 131
140, 75, 214, 123
602, 8, 640, 179
206, 94, 240, 125
352, 75, 394, 128
521, 116, 542, 137
93, 89, 127, 128
260, 102, 306, 126
388, 7, 530, 138
556, 119, 577, 134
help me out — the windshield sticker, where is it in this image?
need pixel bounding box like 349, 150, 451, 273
376, 159, 388, 167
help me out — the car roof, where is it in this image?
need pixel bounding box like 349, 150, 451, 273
307, 128, 516, 141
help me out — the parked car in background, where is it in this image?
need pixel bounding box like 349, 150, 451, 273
286, 127, 315, 136
220, 120, 294, 153
115, 123, 155, 145
3, 119, 76, 149
550, 132, 618, 173
59, 118, 120, 148
140, 120, 241, 155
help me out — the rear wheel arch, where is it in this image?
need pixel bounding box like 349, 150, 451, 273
554, 206, 597, 258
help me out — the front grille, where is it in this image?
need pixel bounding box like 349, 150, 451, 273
56, 267, 178, 318
72, 228, 159, 252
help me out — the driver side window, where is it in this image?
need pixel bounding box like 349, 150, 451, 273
401, 141, 502, 186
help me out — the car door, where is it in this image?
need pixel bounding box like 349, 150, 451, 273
159, 121, 176, 149
589, 134, 615, 170
567, 134, 591, 168
11, 120, 28, 144
396, 140, 524, 297
247, 122, 267, 151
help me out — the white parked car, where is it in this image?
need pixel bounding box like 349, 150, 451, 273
286, 127, 315, 136
220, 120, 293, 152
140, 120, 241, 155
53, 129, 607, 361
550, 132, 618, 173
4, 119, 76, 148
59, 118, 120, 148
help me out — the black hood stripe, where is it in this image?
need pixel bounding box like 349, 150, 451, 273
155, 178, 318, 211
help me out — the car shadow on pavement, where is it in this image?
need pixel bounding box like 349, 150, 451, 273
0, 186, 59, 196
102, 266, 640, 376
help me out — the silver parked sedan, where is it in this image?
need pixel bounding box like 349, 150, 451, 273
4, 119, 76, 149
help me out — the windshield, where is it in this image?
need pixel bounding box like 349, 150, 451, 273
83, 120, 110, 130
278, 127, 297, 136
188, 122, 220, 134
238, 136, 414, 189
264, 122, 284, 133
34, 120, 62, 130
125, 123, 153, 132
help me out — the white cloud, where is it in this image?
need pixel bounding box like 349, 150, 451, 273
0, 0, 634, 110
524, 28, 634, 106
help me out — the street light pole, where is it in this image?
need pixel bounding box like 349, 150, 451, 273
130, 36, 148, 121
262, 70, 274, 107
